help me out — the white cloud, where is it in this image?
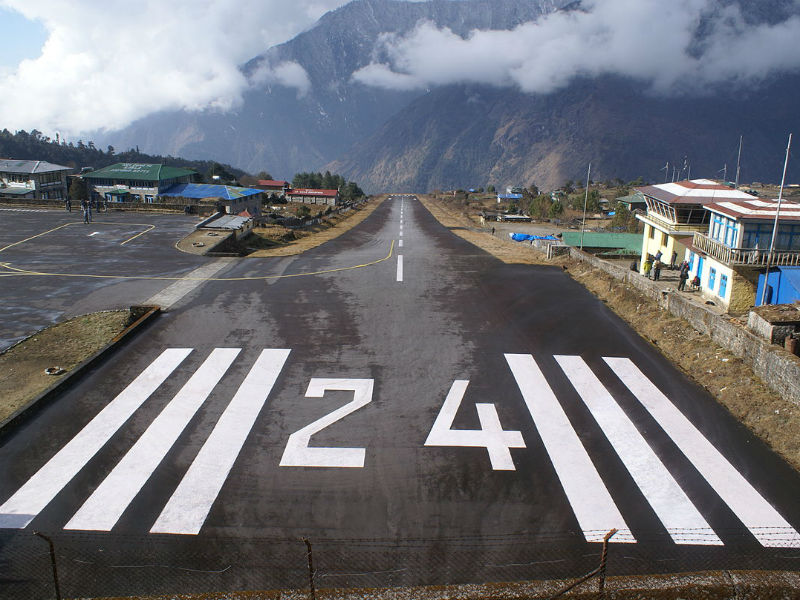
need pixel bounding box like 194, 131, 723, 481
0, 0, 349, 135
249, 61, 312, 97
352, 0, 800, 95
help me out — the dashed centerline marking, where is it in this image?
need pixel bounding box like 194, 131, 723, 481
397, 255, 403, 282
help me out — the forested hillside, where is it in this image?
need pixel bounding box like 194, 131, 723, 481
0, 129, 245, 181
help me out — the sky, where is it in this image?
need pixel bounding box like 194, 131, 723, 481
1, 0, 800, 139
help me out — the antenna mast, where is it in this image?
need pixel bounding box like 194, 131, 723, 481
735, 135, 743, 189
760, 133, 793, 306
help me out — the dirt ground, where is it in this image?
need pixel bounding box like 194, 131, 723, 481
0, 310, 129, 423
245, 196, 386, 257
418, 194, 800, 472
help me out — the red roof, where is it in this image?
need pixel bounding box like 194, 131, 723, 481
705, 199, 800, 222
288, 188, 339, 197
258, 180, 288, 187
637, 179, 758, 205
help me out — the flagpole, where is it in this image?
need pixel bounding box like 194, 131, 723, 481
580, 162, 591, 251
760, 133, 792, 306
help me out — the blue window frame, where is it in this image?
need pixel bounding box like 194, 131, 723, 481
708, 267, 716, 291
688, 251, 694, 270
719, 274, 728, 299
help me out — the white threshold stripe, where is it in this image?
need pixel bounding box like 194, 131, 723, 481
397, 255, 403, 282
505, 354, 634, 543
65, 348, 241, 532
150, 348, 291, 535
556, 356, 721, 545
0, 349, 192, 529
606, 357, 800, 548
146, 260, 231, 310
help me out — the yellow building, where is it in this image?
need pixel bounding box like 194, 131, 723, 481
687, 198, 800, 312
635, 179, 757, 273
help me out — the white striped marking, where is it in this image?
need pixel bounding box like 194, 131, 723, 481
505, 353, 634, 543
150, 348, 290, 535
399, 239, 403, 248
0, 349, 191, 529
606, 357, 800, 548
146, 260, 231, 310
65, 348, 241, 532
556, 356, 721, 545
396, 255, 403, 282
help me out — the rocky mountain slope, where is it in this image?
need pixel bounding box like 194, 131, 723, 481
98, 0, 570, 179
327, 75, 800, 192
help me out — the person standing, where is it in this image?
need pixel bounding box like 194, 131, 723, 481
65, 198, 71, 212
670, 251, 678, 270
652, 258, 662, 281
643, 256, 653, 279
678, 261, 689, 291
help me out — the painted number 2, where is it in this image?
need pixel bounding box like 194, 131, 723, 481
280, 379, 374, 468
279, 378, 523, 470
425, 380, 525, 470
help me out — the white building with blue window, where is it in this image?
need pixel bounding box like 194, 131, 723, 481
687, 198, 800, 312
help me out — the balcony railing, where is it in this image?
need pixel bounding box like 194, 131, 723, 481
692, 232, 800, 266
637, 212, 704, 233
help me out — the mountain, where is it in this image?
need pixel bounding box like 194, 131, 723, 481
328, 76, 800, 192
97, 0, 572, 180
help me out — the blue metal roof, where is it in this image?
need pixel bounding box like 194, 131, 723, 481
160, 183, 262, 200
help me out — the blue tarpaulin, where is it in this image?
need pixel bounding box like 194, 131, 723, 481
509, 233, 558, 242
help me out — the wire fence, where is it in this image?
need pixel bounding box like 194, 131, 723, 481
3, 528, 800, 599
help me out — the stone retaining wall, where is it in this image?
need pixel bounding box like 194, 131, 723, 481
568, 247, 800, 404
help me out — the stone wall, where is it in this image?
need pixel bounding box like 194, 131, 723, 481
568, 247, 800, 404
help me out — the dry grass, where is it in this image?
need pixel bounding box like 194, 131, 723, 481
246, 196, 386, 257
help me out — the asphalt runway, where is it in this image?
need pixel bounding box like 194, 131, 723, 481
1, 197, 800, 598
0, 207, 206, 350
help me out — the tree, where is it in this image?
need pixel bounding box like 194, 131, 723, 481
528, 183, 539, 197
296, 205, 311, 218
563, 180, 575, 194
68, 178, 88, 204
487, 185, 496, 193
256, 171, 273, 181
549, 200, 564, 218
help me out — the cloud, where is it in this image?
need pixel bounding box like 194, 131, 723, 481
0, 0, 348, 135
352, 0, 800, 95
249, 61, 312, 98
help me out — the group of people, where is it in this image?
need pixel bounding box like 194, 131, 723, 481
641, 250, 676, 281
66, 197, 106, 223
633, 250, 701, 292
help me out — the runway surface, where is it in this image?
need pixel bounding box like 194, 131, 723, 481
1, 197, 799, 597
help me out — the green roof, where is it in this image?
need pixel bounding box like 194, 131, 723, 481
83, 163, 196, 181
561, 232, 643, 252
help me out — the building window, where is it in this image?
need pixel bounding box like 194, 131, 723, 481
145, 195, 154, 203
688, 252, 694, 270
719, 274, 728, 299
708, 267, 716, 291
649, 226, 655, 239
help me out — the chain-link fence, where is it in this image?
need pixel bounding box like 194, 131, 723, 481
3, 528, 800, 599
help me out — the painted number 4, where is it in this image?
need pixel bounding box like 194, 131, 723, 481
425, 380, 525, 470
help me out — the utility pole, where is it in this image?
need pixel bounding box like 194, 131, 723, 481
580, 162, 592, 251
761, 133, 792, 306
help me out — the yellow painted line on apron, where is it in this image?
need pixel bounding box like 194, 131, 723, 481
0, 240, 395, 282
0, 221, 157, 253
